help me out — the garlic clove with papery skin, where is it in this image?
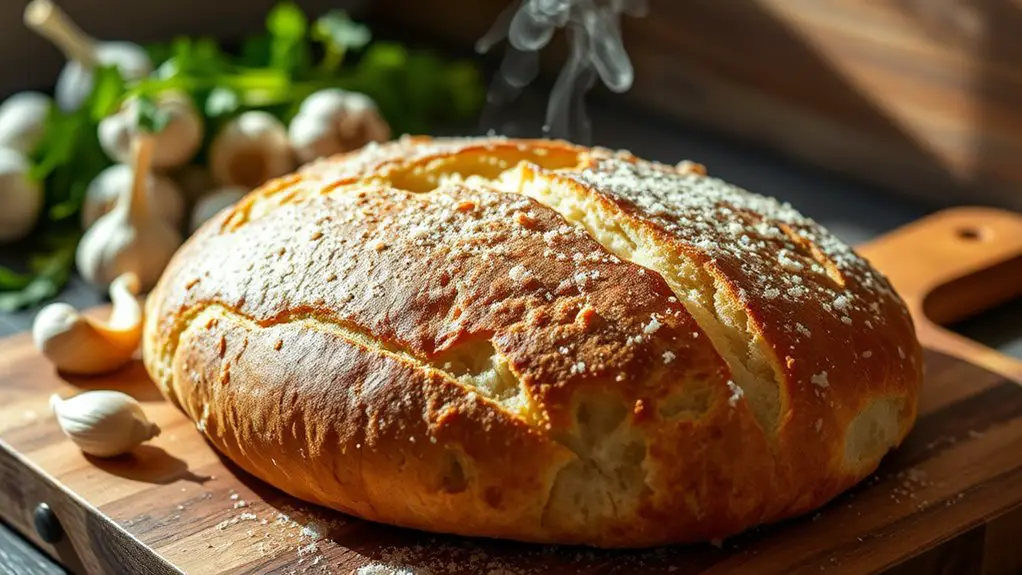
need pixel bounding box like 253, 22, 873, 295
61, 43, 151, 112
209, 111, 294, 189
288, 89, 391, 164
55, 43, 152, 112
76, 134, 183, 292
0, 92, 52, 155
98, 93, 204, 169
0, 147, 44, 243
33, 272, 142, 374
50, 390, 160, 457
24, 0, 152, 112
82, 164, 185, 231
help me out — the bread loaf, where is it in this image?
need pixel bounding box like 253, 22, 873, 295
142, 136, 922, 548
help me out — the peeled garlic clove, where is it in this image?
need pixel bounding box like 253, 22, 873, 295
190, 186, 246, 233
50, 390, 160, 457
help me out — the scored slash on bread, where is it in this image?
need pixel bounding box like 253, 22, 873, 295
142, 136, 922, 548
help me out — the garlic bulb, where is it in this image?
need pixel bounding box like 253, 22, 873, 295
0, 147, 43, 243
209, 111, 294, 189
25, 0, 152, 112
50, 390, 160, 457
82, 163, 185, 230
76, 134, 183, 292
33, 272, 142, 374
190, 186, 246, 233
0, 92, 52, 154
58, 43, 152, 112
288, 89, 390, 164
98, 93, 204, 169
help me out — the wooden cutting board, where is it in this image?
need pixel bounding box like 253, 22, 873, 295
1, 206, 1021, 575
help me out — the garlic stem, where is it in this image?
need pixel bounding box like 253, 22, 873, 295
24, 0, 97, 67
126, 134, 155, 222
103, 272, 142, 348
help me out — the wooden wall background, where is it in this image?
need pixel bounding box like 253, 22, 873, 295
2, 0, 1022, 210
369, 0, 1022, 211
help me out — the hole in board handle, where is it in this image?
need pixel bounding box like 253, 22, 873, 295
956, 226, 992, 241
922, 253, 1022, 361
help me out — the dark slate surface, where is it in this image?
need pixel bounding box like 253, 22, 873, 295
0, 521, 66, 575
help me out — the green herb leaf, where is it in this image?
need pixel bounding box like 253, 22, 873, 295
268, 1, 307, 39
361, 42, 408, 70
29, 107, 83, 182
144, 42, 174, 69
88, 65, 127, 122
30, 67, 116, 222
267, 1, 310, 76
205, 88, 241, 117
12, 1, 490, 313
315, 11, 370, 50
193, 37, 227, 67
313, 11, 370, 72
136, 94, 172, 133
48, 181, 89, 220
443, 62, 486, 119
165, 36, 231, 78
0, 276, 61, 312
0, 235, 77, 312
0, 267, 31, 290
240, 34, 272, 68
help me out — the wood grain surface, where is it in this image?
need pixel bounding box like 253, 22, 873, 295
0, 207, 1021, 574
369, 0, 1022, 211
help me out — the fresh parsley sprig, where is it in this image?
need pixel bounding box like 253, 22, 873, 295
0, 2, 485, 312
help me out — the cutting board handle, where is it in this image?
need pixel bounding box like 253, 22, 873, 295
857, 207, 1022, 383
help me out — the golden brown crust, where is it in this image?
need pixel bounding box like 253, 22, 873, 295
143, 136, 922, 548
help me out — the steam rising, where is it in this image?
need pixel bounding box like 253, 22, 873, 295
477, 0, 647, 144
